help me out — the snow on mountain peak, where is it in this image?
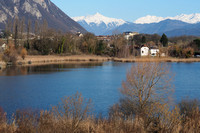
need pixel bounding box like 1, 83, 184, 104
134, 15, 165, 24
72, 13, 126, 26
134, 13, 200, 24
172, 13, 200, 24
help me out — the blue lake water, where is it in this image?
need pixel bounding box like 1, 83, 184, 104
0, 62, 200, 117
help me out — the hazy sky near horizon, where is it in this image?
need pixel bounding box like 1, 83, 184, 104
51, 0, 200, 21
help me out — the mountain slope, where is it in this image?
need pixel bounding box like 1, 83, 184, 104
73, 13, 126, 35
160, 23, 200, 37
0, 0, 87, 33
105, 19, 191, 35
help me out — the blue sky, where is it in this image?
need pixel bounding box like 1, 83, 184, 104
51, 0, 200, 22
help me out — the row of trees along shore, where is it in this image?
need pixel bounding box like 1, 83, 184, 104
0, 62, 200, 132
0, 18, 200, 64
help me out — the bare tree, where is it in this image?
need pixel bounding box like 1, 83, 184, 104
111, 35, 128, 57
41, 19, 48, 39
20, 17, 25, 41
5, 18, 12, 44
34, 20, 39, 36
108, 62, 178, 132
119, 62, 174, 117
26, 19, 32, 49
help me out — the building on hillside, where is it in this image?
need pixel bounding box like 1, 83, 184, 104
0, 43, 7, 52
124, 31, 139, 40
141, 46, 149, 56
97, 35, 113, 48
150, 48, 159, 56
96, 35, 112, 42
0, 32, 4, 38
76, 32, 83, 37
150, 46, 159, 56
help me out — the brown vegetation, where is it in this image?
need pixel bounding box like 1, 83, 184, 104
20, 48, 27, 60
2, 43, 18, 65
0, 96, 199, 133
120, 63, 173, 116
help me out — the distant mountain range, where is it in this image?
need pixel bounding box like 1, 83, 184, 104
0, 0, 87, 33
73, 13, 200, 37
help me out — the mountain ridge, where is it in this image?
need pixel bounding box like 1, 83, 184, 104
0, 0, 87, 33
134, 13, 200, 24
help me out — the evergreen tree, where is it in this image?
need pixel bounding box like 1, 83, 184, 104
160, 33, 168, 47
14, 17, 19, 48
141, 36, 146, 44
26, 19, 32, 50
20, 17, 25, 41
193, 39, 200, 50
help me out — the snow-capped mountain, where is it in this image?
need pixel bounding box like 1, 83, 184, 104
0, 0, 86, 33
73, 12, 200, 36
172, 13, 200, 24
134, 15, 165, 24
73, 12, 126, 27
72, 13, 127, 35
134, 13, 200, 24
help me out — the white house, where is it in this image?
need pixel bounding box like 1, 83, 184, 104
150, 49, 159, 56
141, 46, 149, 56
76, 32, 83, 37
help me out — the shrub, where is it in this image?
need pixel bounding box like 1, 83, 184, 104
15, 109, 39, 133
182, 47, 194, 58
2, 43, 18, 65
179, 98, 200, 118
20, 48, 27, 60
0, 53, 3, 61
53, 92, 93, 133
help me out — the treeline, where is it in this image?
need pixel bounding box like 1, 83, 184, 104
0, 63, 200, 133
1, 17, 112, 56
27, 32, 200, 58
1, 18, 200, 62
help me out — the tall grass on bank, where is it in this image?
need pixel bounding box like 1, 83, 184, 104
0, 96, 200, 132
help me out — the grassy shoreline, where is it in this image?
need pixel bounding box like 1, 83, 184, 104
113, 57, 200, 62
1, 55, 200, 68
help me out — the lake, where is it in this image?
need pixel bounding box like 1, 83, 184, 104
0, 61, 200, 117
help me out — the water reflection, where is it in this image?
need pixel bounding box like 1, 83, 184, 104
0, 62, 104, 76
